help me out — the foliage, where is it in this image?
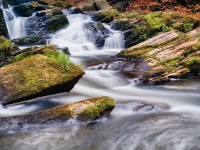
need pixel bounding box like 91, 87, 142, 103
162, 25, 169, 32
0, 36, 13, 59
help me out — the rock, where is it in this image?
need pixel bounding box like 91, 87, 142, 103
117, 102, 160, 113
0, 9, 9, 39
13, 1, 47, 17
12, 34, 46, 46
113, 1, 128, 12
91, 9, 118, 23
116, 27, 200, 83
76, 0, 111, 12
0, 36, 19, 60
23, 8, 68, 45
0, 96, 115, 131
84, 22, 110, 48
6, 0, 48, 6
0, 45, 85, 105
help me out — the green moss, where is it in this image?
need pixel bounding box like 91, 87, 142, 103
11, 45, 57, 63
100, 9, 119, 23
80, 96, 115, 120
144, 12, 166, 33
47, 14, 69, 32
0, 36, 13, 59
182, 57, 200, 72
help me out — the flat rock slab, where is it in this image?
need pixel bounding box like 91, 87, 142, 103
127, 30, 179, 50
0, 96, 115, 131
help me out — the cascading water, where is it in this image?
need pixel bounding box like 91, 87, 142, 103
50, 12, 124, 52
1, 4, 26, 39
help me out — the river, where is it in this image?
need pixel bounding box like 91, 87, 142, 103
0, 8, 200, 150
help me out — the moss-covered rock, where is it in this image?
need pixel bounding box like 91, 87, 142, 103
0, 9, 9, 39
91, 9, 119, 23
0, 36, 19, 60
47, 12, 69, 33
113, 27, 200, 84
0, 44, 84, 105
0, 96, 115, 131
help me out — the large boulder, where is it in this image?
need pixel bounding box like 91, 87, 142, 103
0, 96, 115, 131
0, 44, 85, 105
84, 22, 110, 48
0, 9, 9, 39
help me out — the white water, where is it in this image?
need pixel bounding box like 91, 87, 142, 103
1, 5, 26, 39
50, 13, 124, 52
0, 10, 200, 150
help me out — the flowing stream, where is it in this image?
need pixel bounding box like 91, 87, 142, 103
0, 10, 200, 150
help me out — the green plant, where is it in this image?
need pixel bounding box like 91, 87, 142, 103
47, 52, 70, 71
162, 25, 169, 32
0, 36, 13, 58
185, 22, 194, 31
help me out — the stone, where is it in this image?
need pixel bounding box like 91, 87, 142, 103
0, 96, 115, 131
0, 45, 85, 105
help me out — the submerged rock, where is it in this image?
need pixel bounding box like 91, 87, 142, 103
0, 44, 84, 105
0, 96, 115, 131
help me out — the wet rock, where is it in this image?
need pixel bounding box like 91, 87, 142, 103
6, 0, 48, 6
23, 8, 68, 45
91, 9, 118, 23
0, 45, 85, 105
117, 102, 160, 113
0, 9, 9, 39
12, 34, 46, 46
0, 96, 115, 131
84, 22, 110, 48
13, 1, 47, 17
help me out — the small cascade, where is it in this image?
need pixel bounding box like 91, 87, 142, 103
1, 4, 27, 39
104, 32, 124, 49
50, 12, 124, 53
50, 13, 97, 52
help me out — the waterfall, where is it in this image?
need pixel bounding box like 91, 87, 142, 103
50, 12, 124, 53
1, 4, 27, 39
104, 32, 124, 49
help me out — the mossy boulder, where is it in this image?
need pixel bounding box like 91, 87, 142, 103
46, 10, 69, 33
0, 44, 85, 105
91, 9, 119, 23
0, 9, 9, 39
0, 96, 115, 131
